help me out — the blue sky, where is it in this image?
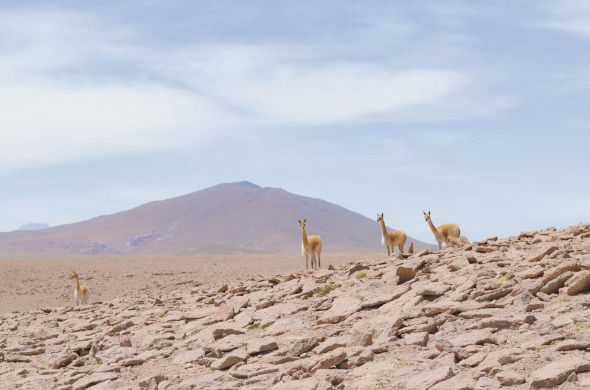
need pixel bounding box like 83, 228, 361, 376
1, 1, 589, 245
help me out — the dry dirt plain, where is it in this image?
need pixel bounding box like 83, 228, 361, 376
0, 253, 385, 314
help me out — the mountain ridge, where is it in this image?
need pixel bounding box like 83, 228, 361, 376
0, 181, 435, 256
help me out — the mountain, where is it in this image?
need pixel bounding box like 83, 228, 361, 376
15, 223, 50, 231
0, 181, 434, 256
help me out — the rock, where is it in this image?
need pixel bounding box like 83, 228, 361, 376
528, 244, 559, 262
477, 348, 522, 373
230, 363, 280, 379
450, 329, 495, 347
247, 337, 279, 355
396, 266, 416, 284
287, 337, 318, 357
49, 352, 78, 369
317, 295, 361, 324
210, 348, 248, 370
539, 271, 574, 294
412, 281, 451, 296
314, 336, 348, 354
530, 357, 590, 388
404, 331, 428, 346
405, 366, 455, 390
565, 270, 590, 294
310, 347, 347, 372
341, 346, 374, 368
516, 264, 544, 279
447, 257, 470, 270
496, 370, 526, 386
348, 330, 372, 347
360, 292, 398, 308
212, 326, 246, 339
72, 373, 119, 390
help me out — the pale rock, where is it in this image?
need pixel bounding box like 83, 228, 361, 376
528, 244, 559, 262
474, 376, 502, 389
230, 363, 280, 379
477, 348, 522, 373
543, 260, 581, 283
286, 336, 317, 357
404, 331, 429, 346
405, 365, 455, 390
496, 370, 526, 385
539, 271, 574, 294
347, 330, 372, 347
210, 348, 248, 370
450, 329, 495, 347
270, 377, 318, 390
516, 264, 544, 279
447, 256, 471, 270
212, 326, 246, 339
310, 347, 347, 373
247, 337, 279, 355
565, 270, 590, 294
411, 281, 451, 296
314, 336, 348, 354
49, 352, 78, 369
72, 372, 119, 390
530, 357, 590, 388
317, 295, 361, 325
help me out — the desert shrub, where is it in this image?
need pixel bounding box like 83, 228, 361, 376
573, 320, 587, 328
355, 272, 367, 280
498, 274, 511, 283
316, 282, 341, 296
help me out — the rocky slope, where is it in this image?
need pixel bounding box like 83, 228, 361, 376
1, 223, 590, 389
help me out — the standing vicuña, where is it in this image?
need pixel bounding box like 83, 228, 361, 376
69, 271, 90, 306
376, 213, 407, 255
423, 211, 461, 250
299, 219, 322, 270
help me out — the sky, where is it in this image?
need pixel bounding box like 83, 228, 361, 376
1, 1, 589, 245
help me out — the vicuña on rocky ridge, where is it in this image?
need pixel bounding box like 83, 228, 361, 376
1, 223, 590, 389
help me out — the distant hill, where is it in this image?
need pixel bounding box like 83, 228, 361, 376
15, 223, 50, 231
0, 181, 435, 256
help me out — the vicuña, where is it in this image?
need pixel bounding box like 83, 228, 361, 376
423, 211, 461, 250
69, 271, 90, 306
376, 213, 407, 255
299, 219, 322, 270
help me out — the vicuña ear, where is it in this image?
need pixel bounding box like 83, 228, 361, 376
423, 211, 426, 215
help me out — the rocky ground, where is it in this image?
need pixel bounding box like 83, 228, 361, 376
1, 224, 590, 389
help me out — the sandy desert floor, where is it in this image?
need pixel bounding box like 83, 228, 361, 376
0, 252, 386, 313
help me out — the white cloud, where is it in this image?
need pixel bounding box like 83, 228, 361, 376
0, 5, 473, 174
163, 45, 469, 124
0, 79, 228, 173
535, 0, 590, 37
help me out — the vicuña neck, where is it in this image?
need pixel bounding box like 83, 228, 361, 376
378, 219, 388, 236
426, 218, 440, 237
301, 227, 309, 245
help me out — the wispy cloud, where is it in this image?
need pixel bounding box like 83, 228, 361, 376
0, 6, 476, 174
534, 0, 590, 37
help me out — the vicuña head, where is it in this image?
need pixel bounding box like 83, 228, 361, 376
299, 219, 322, 270
376, 213, 407, 255
423, 211, 461, 250
69, 271, 90, 306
